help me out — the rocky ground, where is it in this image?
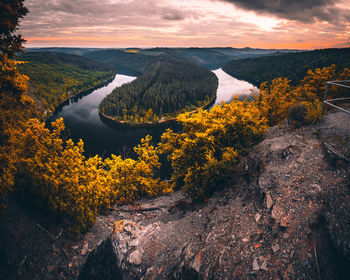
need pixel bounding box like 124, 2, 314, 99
0, 108, 349, 280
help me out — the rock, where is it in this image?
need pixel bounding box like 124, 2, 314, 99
78, 113, 350, 280
322, 142, 349, 167
280, 215, 292, 227
266, 193, 273, 209
324, 185, 350, 262
271, 205, 285, 220
260, 260, 267, 271
290, 250, 295, 258
252, 257, 259, 271
310, 184, 321, 193
272, 244, 280, 253
287, 263, 294, 275
81, 242, 89, 256
281, 149, 291, 159
128, 249, 142, 265
254, 213, 261, 223
190, 248, 203, 273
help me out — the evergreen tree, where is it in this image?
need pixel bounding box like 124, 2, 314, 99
0, 0, 28, 58
0, 0, 34, 199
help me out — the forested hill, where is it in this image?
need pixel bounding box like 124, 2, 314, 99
211, 47, 297, 59
99, 57, 218, 123
222, 48, 350, 86
83, 48, 233, 73
141, 48, 232, 70
18, 52, 115, 112
26, 47, 298, 73
83, 49, 159, 76
119, 47, 296, 70
25, 47, 100, 56
82, 47, 298, 73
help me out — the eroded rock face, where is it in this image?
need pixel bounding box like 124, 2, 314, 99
79, 115, 350, 280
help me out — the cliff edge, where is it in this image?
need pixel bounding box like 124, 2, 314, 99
79, 109, 350, 280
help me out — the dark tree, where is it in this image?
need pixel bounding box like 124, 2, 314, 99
0, 0, 28, 58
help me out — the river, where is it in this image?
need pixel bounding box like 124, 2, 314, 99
50, 69, 257, 157
212, 69, 258, 105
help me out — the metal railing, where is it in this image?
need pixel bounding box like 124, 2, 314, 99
323, 80, 350, 114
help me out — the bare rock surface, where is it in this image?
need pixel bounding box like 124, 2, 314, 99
79, 110, 350, 280
0, 110, 349, 280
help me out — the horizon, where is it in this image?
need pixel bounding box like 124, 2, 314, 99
21, 0, 350, 50
25, 46, 305, 50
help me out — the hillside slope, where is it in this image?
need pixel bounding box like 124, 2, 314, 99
25, 47, 101, 56
79, 110, 350, 280
222, 48, 350, 86
18, 52, 115, 112
0, 109, 349, 279
142, 48, 233, 70
83, 49, 159, 76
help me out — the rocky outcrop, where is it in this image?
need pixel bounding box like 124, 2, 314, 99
79, 111, 350, 280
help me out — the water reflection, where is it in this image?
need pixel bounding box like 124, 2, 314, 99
212, 68, 258, 105
50, 69, 258, 157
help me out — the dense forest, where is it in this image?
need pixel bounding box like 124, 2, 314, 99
83, 47, 296, 72
211, 47, 298, 59
140, 48, 233, 70
25, 47, 100, 56
99, 57, 218, 123
18, 52, 115, 113
83, 49, 159, 76
223, 48, 350, 86
143, 47, 296, 69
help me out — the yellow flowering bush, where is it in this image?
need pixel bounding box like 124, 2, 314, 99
0, 53, 36, 201
160, 100, 268, 199
256, 77, 293, 126
9, 119, 171, 234
105, 135, 172, 202
256, 65, 349, 126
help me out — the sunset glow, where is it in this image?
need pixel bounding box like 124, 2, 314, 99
20, 0, 350, 49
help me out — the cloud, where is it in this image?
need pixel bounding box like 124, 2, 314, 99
22, 0, 189, 33
219, 0, 350, 24
162, 11, 185, 21
19, 0, 350, 48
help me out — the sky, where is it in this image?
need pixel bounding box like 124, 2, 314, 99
19, 0, 350, 49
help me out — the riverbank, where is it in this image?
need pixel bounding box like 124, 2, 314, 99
49, 70, 255, 156
47, 73, 117, 121
98, 95, 217, 128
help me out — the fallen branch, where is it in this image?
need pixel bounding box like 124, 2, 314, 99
108, 206, 164, 213
322, 142, 349, 164
18, 256, 27, 268
36, 224, 63, 240
314, 244, 320, 278
62, 248, 69, 259
55, 229, 63, 240
36, 223, 52, 236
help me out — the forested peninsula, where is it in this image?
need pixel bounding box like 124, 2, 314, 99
99, 57, 218, 124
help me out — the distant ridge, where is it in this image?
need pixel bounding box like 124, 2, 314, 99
222, 47, 350, 86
